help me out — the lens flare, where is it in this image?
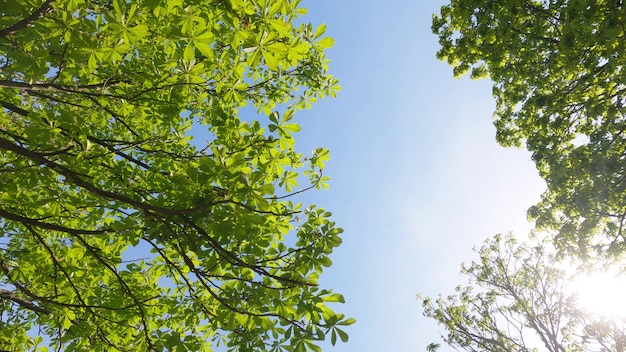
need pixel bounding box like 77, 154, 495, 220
570, 268, 626, 319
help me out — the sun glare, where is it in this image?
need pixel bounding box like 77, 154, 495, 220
570, 268, 626, 319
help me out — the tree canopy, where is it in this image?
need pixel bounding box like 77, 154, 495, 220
0, 0, 352, 351
420, 234, 626, 352
432, 0, 626, 258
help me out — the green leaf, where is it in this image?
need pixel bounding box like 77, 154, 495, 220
268, 19, 290, 36
183, 43, 195, 63
281, 123, 300, 133
128, 24, 149, 39
262, 49, 280, 70
63, 311, 76, 330
319, 256, 332, 267
316, 37, 335, 49
88, 53, 98, 72
336, 328, 348, 343
338, 317, 356, 326
323, 293, 344, 303
257, 183, 275, 195
314, 24, 326, 39
269, 111, 279, 123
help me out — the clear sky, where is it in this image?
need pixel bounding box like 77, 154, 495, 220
284, 0, 547, 350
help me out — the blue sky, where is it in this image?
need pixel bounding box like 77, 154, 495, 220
286, 1, 547, 350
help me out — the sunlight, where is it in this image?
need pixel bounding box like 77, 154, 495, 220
570, 267, 626, 319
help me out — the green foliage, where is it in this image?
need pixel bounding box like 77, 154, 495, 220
433, 0, 626, 258
420, 234, 626, 352
0, 0, 352, 350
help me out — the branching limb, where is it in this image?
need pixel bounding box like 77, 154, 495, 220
0, 101, 29, 116
0, 288, 51, 314
0, 0, 55, 38
0, 207, 110, 236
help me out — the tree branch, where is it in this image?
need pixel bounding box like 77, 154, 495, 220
182, 216, 315, 287
0, 79, 121, 93
0, 100, 29, 116
0, 135, 198, 216
0, 0, 55, 38
0, 207, 111, 236
0, 288, 51, 314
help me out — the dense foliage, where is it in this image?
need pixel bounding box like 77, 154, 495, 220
420, 234, 626, 352
433, 0, 626, 258
0, 0, 352, 351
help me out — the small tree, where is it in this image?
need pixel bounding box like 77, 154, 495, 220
420, 234, 626, 352
0, 0, 351, 351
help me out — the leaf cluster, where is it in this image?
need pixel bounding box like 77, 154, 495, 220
0, 0, 351, 350
433, 0, 626, 258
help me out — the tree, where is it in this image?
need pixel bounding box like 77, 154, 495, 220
0, 0, 352, 351
420, 234, 626, 352
432, 0, 626, 258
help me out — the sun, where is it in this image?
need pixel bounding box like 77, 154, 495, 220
569, 267, 626, 319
